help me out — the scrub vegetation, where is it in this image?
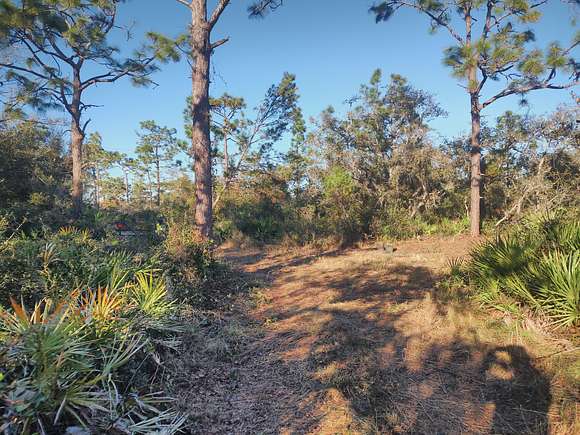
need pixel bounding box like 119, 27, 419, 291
0, 0, 578, 433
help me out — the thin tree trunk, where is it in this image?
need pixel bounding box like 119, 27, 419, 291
465, 8, 481, 237
146, 171, 154, 208
223, 133, 229, 176
95, 164, 101, 209
156, 159, 161, 207
123, 169, 130, 203
469, 94, 482, 237
190, 5, 213, 239
70, 69, 84, 218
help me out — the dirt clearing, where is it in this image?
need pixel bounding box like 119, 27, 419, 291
176, 236, 578, 434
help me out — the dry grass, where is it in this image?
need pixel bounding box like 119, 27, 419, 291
175, 236, 578, 434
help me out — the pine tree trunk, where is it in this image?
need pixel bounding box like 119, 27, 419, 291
70, 118, 84, 217
190, 9, 213, 239
147, 171, 153, 208
123, 169, 130, 203
156, 159, 161, 207
95, 164, 101, 209
469, 92, 482, 237
70, 70, 84, 218
466, 10, 481, 238
223, 134, 229, 176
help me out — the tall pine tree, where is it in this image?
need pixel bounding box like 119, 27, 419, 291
172, 0, 285, 239
0, 0, 178, 216
371, 0, 579, 236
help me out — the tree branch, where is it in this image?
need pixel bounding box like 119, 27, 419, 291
211, 37, 229, 50
80, 56, 156, 90
81, 118, 92, 134
46, 32, 75, 66
248, 0, 284, 17
209, 0, 231, 29
396, 1, 464, 44
174, 0, 192, 8
0, 63, 51, 81
481, 80, 579, 109
481, 0, 495, 42
492, 0, 548, 28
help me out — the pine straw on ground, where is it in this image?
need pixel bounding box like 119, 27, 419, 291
172, 236, 579, 434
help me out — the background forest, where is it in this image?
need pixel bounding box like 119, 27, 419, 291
2, 70, 578, 245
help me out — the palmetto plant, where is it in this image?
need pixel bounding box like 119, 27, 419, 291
469, 235, 537, 282
0, 298, 103, 431
77, 287, 127, 338
95, 391, 186, 434
544, 221, 580, 253
89, 251, 137, 293
527, 251, 580, 328
0, 292, 182, 433
57, 226, 91, 242
0, 224, 186, 432
131, 272, 175, 320
465, 215, 580, 328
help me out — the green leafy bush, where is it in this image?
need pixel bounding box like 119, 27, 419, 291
159, 222, 226, 308
0, 280, 184, 433
463, 214, 580, 328
0, 223, 188, 433
0, 224, 166, 308
320, 167, 368, 245
132, 272, 176, 319
217, 194, 288, 244
377, 209, 469, 241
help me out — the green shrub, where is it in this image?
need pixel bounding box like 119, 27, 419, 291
377, 209, 468, 241
0, 228, 98, 306
0, 293, 184, 433
0, 226, 160, 307
436, 216, 470, 236
217, 196, 287, 243
527, 251, 580, 328
321, 167, 368, 245
0, 221, 188, 433
158, 222, 228, 309
463, 214, 579, 328
131, 272, 176, 319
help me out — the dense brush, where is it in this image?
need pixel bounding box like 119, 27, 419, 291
464, 215, 579, 328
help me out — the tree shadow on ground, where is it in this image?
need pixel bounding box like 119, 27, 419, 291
188, 247, 552, 434
256, 253, 552, 434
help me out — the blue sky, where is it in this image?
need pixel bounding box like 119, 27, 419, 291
83, 0, 579, 156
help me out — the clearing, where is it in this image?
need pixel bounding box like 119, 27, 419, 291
176, 236, 578, 434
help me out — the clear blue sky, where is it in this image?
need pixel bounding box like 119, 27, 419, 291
83, 0, 579, 156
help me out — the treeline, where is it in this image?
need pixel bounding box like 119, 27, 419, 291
214, 72, 579, 245
1, 0, 578, 241
2, 70, 578, 246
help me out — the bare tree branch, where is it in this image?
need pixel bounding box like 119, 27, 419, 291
211, 37, 229, 50
174, 0, 192, 8
482, 80, 579, 108
80, 55, 157, 90
209, 0, 231, 29
396, 1, 464, 44
0, 63, 51, 81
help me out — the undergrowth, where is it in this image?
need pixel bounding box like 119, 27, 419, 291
0, 222, 227, 433
444, 213, 579, 329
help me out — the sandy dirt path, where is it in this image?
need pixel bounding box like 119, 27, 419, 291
182, 237, 567, 434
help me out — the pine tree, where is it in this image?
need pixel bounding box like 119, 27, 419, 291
371, 0, 579, 236
0, 0, 178, 216
184, 73, 305, 209
135, 120, 180, 207
172, 0, 286, 239
84, 132, 121, 209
